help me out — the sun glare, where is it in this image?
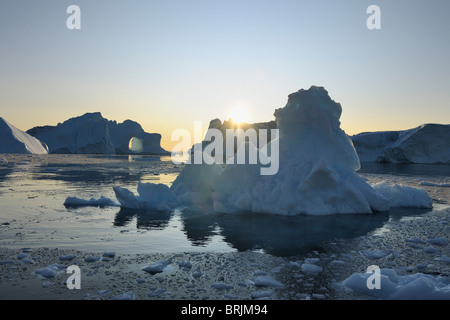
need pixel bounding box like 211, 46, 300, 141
229, 106, 249, 125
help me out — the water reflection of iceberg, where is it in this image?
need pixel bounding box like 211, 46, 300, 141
113, 208, 172, 230
183, 213, 389, 256
180, 208, 431, 257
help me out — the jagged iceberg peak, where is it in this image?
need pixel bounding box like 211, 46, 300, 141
274, 86, 360, 171
275, 86, 342, 132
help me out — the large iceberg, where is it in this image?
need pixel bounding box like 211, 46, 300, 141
0, 117, 48, 154
113, 86, 432, 215
27, 112, 168, 155
351, 124, 450, 164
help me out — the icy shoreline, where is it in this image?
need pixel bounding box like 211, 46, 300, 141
1, 207, 449, 300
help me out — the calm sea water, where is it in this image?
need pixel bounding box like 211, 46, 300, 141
0, 154, 449, 257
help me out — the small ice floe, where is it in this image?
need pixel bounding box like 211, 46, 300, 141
423, 246, 440, 254
102, 252, 116, 261
301, 263, 323, 275
192, 269, 203, 279
251, 276, 284, 288
177, 261, 192, 270
426, 237, 448, 246
142, 260, 169, 275
35, 264, 67, 279
102, 252, 116, 258
63, 195, 119, 207
59, 254, 76, 261
17, 253, 28, 260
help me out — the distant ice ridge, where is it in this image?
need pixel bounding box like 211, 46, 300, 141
0, 117, 48, 154
351, 123, 450, 164
112, 86, 432, 215
26, 112, 168, 155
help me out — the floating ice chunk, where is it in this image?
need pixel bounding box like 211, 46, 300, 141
301, 263, 323, 275
64, 195, 119, 207
177, 261, 192, 270
426, 237, 448, 246
423, 246, 440, 254
17, 253, 28, 259
211, 282, 234, 290
21, 258, 35, 264
192, 269, 203, 278
35, 264, 66, 279
102, 252, 116, 258
113, 183, 178, 211
143, 260, 169, 275
251, 275, 284, 288
372, 182, 432, 209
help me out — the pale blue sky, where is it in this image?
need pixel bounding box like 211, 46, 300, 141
1, 0, 449, 149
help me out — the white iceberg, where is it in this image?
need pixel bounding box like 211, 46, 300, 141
0, 117, 48, 154
113, 86, 432, 215
351, 124, 450, 164
27, 112, 168, 155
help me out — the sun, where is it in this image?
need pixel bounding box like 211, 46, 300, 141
228, 106, 249, 125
